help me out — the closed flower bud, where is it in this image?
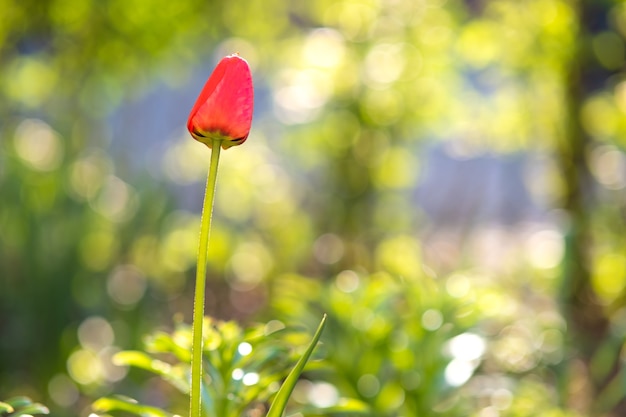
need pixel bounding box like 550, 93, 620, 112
187, 54, 254, 150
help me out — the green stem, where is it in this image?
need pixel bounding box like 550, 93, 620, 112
190, 138, 222, 417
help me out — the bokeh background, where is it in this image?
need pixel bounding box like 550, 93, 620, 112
2, 0, 626, 416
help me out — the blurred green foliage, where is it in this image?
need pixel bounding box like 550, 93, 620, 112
271, 271, 478, 416
91, 315, 364, 417
2, 0, 626, 416
0, 396, 49, 417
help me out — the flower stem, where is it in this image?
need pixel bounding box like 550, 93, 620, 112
190, 138, 222, 417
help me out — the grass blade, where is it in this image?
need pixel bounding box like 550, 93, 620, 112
266, 314, 327, 417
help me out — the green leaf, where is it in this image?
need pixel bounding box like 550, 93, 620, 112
145, 331, 191, 362
0, 397, 48, 416
92, 396, 173, 417
11, 403, 50, 417
266, 314, 327, 417
0, 402, 14, 414
113, 350, 154, 368
3, 398, 31, 409
296, 398, 370, 415
113, 351, 189, 393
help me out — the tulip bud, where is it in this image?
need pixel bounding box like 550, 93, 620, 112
187, 54, 254, 150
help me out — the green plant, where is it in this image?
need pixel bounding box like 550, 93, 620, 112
271, 271, 481, 416
91, 315, 362, 417
0, 397, 49, 417
92, 53, 346, 417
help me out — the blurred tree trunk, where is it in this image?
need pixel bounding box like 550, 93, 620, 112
559, 0, 624, 415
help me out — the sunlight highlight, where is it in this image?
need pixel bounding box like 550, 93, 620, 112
14, 119, 63, 171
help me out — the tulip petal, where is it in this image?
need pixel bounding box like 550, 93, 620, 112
187, 54, 254, 149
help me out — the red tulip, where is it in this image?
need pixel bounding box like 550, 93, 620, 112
187, 54, 254, 150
